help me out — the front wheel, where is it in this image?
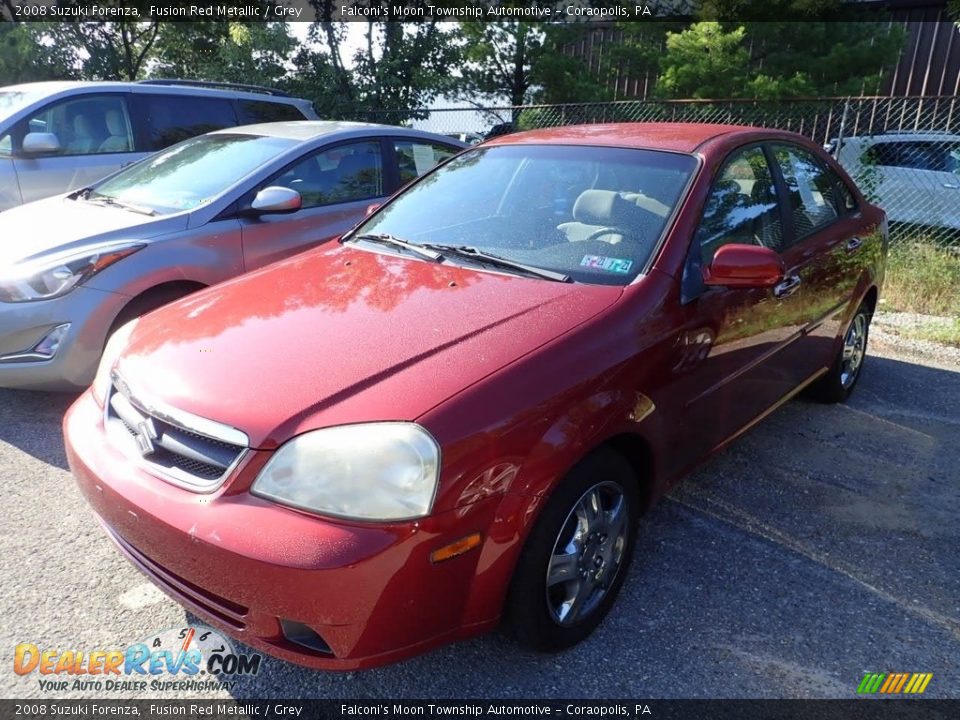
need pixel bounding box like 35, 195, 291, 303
808, 300, 872, 403
505, 449, 640, 652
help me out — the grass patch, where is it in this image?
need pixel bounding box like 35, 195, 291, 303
883, 243, 960, 317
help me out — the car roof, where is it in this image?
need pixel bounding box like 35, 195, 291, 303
484, 122, 770, 153
0, 80, 305, 104
213, 120, 463, 143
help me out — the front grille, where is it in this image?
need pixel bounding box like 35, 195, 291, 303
105, 375, 247, 492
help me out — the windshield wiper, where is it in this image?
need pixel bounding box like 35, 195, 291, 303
348, 233, 444, 262
423, 244, 572, 283
78, 189, 156, 216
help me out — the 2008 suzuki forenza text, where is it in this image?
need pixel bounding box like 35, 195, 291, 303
65, 124, 887, 670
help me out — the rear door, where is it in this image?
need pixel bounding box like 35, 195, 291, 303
768, 143, 865, 378
868, 139, 960, 229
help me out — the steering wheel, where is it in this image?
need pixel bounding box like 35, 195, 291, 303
581, 226, 626, 243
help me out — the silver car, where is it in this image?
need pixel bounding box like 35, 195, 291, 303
0, 121, 465, 390
0, 80, 318, 211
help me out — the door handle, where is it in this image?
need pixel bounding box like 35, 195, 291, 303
944, 183, 960, 189
846, 236, 863, 251
773, 275, 801, 298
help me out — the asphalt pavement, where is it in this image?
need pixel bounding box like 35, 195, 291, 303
1, 344, 957, 700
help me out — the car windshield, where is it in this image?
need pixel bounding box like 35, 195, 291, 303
89, 133, 298, 215
354, 144, 698, 285
0, 89, 46, 123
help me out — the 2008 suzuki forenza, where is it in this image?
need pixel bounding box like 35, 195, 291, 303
65, 124, 887, 670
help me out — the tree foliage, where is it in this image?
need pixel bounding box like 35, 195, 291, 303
655, 1, 905, 99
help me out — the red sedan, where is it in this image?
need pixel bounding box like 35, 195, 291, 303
65, 123, 887, 669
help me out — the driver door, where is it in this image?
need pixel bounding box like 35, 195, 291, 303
673, 144, 805, 462
239, 139, 388, 272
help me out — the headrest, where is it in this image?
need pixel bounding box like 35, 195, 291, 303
573, 190, 646, 227
105, 110, 124, 136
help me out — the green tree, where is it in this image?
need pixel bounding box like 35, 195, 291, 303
30, 22, 162, 81
0, 24, 79, 85
656, 2, 904, 100
150, 22, 295, 88
657, 22, 749, 99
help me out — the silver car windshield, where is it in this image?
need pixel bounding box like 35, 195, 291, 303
89, 133, 299, 215
355, 144, 698, 285
0, 89, 46, 124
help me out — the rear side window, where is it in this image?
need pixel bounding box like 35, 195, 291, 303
237, 100, 307, 125
771, 144, 839, 240
393, 140, 459, 186
138, 95, 237, 151
697, 145, 783, 264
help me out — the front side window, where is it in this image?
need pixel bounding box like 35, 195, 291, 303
354, 144, 697, 286
87, 133, 297, 215
393, 140, 459, 186
696, 146, 782, 264
139, 95, 237, 151
20, 95, 133, 157
268, 140, 383, 209
0, 134, 10, 157
772, 144, 839, 241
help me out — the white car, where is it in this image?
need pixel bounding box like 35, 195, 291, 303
827, 132, 960, 231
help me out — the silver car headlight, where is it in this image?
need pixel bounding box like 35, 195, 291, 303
0, 241, 144, 303
251, 423, 441, 522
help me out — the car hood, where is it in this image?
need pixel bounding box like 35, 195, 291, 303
116, 243, 623, 449
0, 195, 187, 266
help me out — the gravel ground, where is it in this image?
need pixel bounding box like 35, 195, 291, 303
872, 311, 960, 367
1, 345, 958, 700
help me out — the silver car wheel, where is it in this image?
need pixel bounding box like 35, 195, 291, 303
841, 312, 868, 389
545, 481, 628, 627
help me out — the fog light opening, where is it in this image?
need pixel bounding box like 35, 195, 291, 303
430, 532, 483, 563
32, 323, 71, 358
279, 619, 333, 655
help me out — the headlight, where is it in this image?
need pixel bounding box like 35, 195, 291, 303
0, 242, 144, 303
251, 423, 441, 522
91, 318, 138, 406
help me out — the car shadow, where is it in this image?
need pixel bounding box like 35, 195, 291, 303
0, 388, 78, 470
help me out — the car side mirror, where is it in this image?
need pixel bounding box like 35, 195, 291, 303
703, 244, 785, 289
22, 132, 61, 155
248, 186, 302, 215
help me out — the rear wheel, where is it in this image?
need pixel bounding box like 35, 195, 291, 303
505, 449, 639, 652
808, 301, 872, 403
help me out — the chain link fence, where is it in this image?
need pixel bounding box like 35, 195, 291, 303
358, 96, 960, 248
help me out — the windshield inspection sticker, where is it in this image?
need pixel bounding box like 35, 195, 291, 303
580, 255, 633, 274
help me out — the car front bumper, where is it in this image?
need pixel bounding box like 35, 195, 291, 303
0, 286, 127, 391
64, 390, 502, 670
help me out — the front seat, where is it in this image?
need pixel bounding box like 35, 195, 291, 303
558, 189, 654, 245
98, 110, 130, 153
67, 114, 97, 154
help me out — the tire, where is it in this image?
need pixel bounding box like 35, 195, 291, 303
807, 300, 872, 404
505, 448, 640, 652
106, 284, 203, 343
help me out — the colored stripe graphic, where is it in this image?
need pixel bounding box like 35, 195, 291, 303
858, 672, 932, 694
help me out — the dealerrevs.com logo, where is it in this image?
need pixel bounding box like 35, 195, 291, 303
14, 626, 262, 693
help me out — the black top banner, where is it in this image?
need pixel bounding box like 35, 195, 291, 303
0, 0, 927, 23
